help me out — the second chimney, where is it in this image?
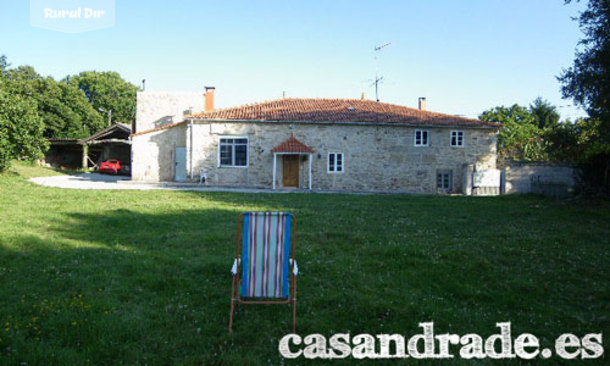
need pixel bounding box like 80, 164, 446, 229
418, 97, 427, 111
204, 86, 215, 112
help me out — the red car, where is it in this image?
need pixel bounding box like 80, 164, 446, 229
99, 159, 123, 174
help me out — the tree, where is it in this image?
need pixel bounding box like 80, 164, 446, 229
479, 104, 548, 162
59, 82, 107, 137
544, 118, 599, 162
559, 0, 610, 138
0, 77, 47, 172
6, 65, 105, 139
65, 71, 139, 124
0, 55, 8, 73
559, 0, 610, 191
529, 97, 560, 129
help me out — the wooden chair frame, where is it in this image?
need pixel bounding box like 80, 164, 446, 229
229, 212, 297, 334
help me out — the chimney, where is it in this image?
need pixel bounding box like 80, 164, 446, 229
204, 86, 215, 112
418, 97, 427, 111
361, 91, 365, 100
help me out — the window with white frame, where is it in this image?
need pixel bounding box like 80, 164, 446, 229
414, 130, 429, 146
436, 171, 453, 192
451, 130, 464, 147
219, 137, 248, 167
327, 152, 344, 173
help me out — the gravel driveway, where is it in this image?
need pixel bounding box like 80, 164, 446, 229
28, 173, 283, 193
29, 173, 153, 190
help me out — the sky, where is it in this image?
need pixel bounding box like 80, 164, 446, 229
0, 0, 589, 120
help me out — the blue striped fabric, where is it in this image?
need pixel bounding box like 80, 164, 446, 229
241, 212, 292, 299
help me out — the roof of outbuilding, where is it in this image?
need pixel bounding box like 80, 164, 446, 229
81, 123, 132, 143
188, 98, 499, 128
47, 138, 81, 145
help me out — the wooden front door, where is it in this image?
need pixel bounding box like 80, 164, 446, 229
282, 155, 299, 187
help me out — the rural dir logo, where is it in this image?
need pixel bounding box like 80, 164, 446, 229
30, 0, 115, 33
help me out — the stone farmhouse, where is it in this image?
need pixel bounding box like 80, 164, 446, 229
131, 89, 500, 193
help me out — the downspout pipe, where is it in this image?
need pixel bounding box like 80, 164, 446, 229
189, 119, 194, 181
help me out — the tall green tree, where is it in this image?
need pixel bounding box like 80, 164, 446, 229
6, 65, 105, 139
0, 74, 47, 172
479, 104, 548, 162
559, 0, 610, 139
65, 71, 138, 124
544, 118, 599, 162
529, 97, 560, 129
59, 82, 107, 136
0, 55, 8, 72
559, 0, 610, 190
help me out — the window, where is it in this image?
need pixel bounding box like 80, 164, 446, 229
437, 171, 453, 192
219, 137, 248, 167
327, 152, 344, 173
451, 130, 464, 147
414, 130, 429, 146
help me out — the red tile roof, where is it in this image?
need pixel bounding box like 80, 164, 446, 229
271, 134, 315, 153
188, 98, 499, 128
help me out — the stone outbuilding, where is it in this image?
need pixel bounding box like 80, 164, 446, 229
44, 138, 83, 169
44, 123, 132, 172
131, 91, 501, 194
80, 123, 132, 170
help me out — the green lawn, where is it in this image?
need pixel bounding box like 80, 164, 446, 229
0, 162, 609, 365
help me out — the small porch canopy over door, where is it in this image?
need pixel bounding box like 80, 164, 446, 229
271, 134, 315, 190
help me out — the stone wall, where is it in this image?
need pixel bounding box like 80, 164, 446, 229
135, 91, 204, 133
178, 121, 498, 193
504, 162, 578, 195
132, 124, 187, 182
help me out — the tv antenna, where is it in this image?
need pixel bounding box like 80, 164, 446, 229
373, 42, 391, 102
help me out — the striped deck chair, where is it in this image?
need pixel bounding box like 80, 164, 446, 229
229, 212, 298, 334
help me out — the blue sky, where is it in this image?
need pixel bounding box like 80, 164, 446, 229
1, 0, 588, 120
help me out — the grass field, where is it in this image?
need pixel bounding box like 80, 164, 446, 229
0, 162, 609, 365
